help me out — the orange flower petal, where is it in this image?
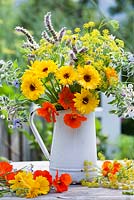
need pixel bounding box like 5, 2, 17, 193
0, 162, 13, 177
58, 86, 75, 110
60, 173, 72, 186
64, 113, 87, 128
37, 102, 59, 122
33, 170, 52, 185
52, 170, 72, 193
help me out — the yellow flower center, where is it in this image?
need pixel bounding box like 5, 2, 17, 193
43, 67, 48, 72
64, 73, 70, 79
84, 74, 91, 82
82, 97, 89, 104
30, 84, 36, 91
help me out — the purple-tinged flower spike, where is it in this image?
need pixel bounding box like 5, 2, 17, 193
28, 54, 36, 66
22, 42, 38, 50
15, 26, 39, 49
41, 31, 55, 44
70, 50, 78, 62
79, 47, 88, 54
12, 79, 19, 88
44, 12, 58, 42
72, 45, 78, 54
58, 27, 66, 41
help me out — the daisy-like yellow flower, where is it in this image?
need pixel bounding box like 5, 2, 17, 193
21, 69, 37, 81
21, 74, 44, 100
74, 89, 99, 114
9, 171, 34, 191
105, 67, 118, 86
30, 60, 58, 78
26, 176, 50, 198
55, 66, 77, 85
78, 65, 101, 90
26, 183, 40, 198
35, 176, 50, 195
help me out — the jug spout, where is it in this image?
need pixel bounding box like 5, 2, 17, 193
29, 110, 50, 161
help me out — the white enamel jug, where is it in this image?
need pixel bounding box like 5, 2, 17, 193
29, 109, 97, 182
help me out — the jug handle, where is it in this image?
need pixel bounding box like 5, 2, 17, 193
29, 109, 50, 161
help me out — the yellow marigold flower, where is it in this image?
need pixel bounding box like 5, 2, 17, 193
77, 65, 101, 90
74, 89, 99, 114
55, 66, 77, 85
21, 70, 37, 81
21, 74, 44, 100
35, 176, 50, 195
105, 67, 118, 86
30, 60, 58, 78
9, 171, 34, 191
26, 183, 40, 198
74, 27, 81, 33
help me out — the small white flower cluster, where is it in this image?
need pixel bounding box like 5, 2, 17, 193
121, 84, 134, 119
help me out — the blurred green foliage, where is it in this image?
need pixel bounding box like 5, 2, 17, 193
0, 0, 20, 60
109, 0, 134, 53
114, 134, 134, 159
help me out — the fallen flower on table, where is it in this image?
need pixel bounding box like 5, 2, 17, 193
102, 160, 122, 176
82, 158, 134, 195
53, 170, 72, 193
0, 161, 72, 198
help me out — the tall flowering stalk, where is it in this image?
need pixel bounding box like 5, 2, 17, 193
0, 12, 133, 129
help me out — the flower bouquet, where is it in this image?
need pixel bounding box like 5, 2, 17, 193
0, 12, 133, 128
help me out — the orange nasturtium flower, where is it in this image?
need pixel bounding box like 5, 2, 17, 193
64, 112, 87, 128
58, 86, 75, 110
53, 170, 72, 193
0, 162, 13, 177
37, 102, 59, 122
102, 161, 122, 177
33, 170, 52, 186
5, 171, 19, 182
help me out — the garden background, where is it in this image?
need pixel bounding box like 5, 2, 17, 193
0, 0, 134, 161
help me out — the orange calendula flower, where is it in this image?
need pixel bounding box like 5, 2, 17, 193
53, 170, 72, 193
33, 170, 52, 186
0, 162, 13, 177
105, 67, 118, 85
58, 87, 75, 110
37, 102, 59, 122
64, 113, 87, 128
102, 160, 122, 177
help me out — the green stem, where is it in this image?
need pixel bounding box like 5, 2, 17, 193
44, 83, 57, 102
49, 77, 59, 99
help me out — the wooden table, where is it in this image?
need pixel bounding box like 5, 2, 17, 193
1, 161, 134, 200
